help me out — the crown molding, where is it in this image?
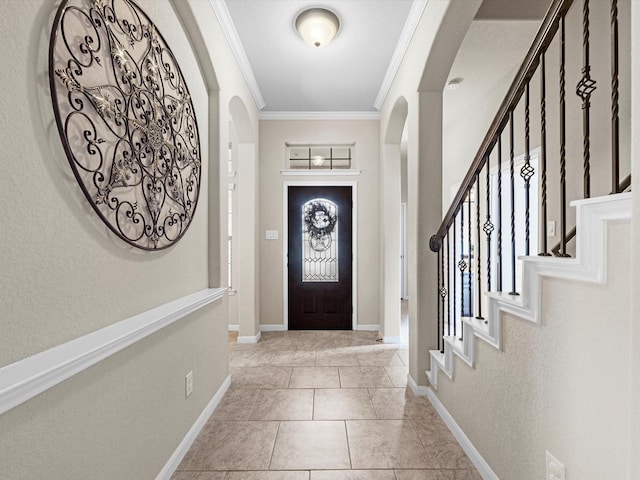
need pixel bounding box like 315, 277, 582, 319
259, 111, 380, 121
209, 0, 266, 110
374, 0, 428, 109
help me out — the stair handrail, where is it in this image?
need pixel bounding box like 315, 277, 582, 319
429, 0, 574, 253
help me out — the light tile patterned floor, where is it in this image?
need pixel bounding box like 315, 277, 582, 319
174, 330, 481, 480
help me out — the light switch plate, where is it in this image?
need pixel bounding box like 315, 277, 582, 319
265, 230, 279, 240
185, 371, 193, 398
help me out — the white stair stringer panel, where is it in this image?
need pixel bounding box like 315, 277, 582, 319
426, 192, 631, 388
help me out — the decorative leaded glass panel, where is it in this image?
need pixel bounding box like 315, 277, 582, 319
302, 198, 338, 282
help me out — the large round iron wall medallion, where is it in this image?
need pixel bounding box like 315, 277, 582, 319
49, 0, 202, 250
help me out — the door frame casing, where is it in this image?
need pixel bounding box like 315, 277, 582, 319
283, 181, 358, 330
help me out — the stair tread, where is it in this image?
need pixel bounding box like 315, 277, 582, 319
486, 291, 525, 306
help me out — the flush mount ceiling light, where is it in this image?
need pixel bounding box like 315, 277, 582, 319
295, 8, 340, 48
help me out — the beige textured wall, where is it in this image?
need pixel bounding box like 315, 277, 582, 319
0, 0, 256, 477
0, 0, 209, 367
629, 2, 639, 478
0, 300, 228, 480
258, 120, 380, 328
435, 221, 632, 479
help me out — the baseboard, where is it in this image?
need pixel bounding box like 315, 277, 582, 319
407, 374, 431, 397
0, 288, 226, 416
156, 375, 231, 480
355, 324, 381, 332
408, 374, 497, 479
383, 335, 402, 344
425, 386, 499, 480
237, 331, 262, 344
228, 324, 239, 332
260, 324, 287, 332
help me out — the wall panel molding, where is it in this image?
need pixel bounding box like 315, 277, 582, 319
0, 288, 226, 415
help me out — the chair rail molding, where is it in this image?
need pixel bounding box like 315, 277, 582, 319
0, 288, 226, 415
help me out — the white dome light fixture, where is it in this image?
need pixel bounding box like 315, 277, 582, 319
295, 8, 340, 48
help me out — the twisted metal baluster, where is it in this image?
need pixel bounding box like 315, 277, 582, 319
611, 0, 620, 193
452, 216, 457, 337
497, 134, 503, 290
576, 0, 597, 199
459, 203, 466, 339
467, 191, 472, 318
520, 82, 534, 256
440, 241, 447, 352
437, 249, 441, 352
540, 52, 551, 256
476, 171, 484, 320
509, 110, 519, 296
446, 232, 451, 337
484, 153, 494, 294
559, 16, 570, 257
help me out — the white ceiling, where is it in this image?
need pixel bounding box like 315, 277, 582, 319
220, 0, 420, 115
217, 0, 550, 116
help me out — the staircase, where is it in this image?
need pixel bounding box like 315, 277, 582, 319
426, 0, 632, 379
426, 191, 631, 388
423, 0, 634, 476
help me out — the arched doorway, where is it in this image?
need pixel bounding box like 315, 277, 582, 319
381, 97, 409, 344
229, 96, 260, 343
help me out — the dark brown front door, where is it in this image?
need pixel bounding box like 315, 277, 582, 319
288, 186, 352, 330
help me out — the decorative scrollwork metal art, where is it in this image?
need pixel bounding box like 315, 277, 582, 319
49, 0, 202, 250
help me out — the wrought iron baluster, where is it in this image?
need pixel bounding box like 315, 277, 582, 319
497, 134, 503, 291
540, 52, 551, 256
576, 0, 596, 199
520, 82, 534, 256
446, 232, 451, 337
559, 16, 570, 257
611, 0, 620, 193
484, 153, 494, 295
476, 171, 484, 320
459, 203, 466, 340
437, 249, 441, 352
452, 216, 457, 337
509, 110, 519, 296
467, 191, 472, 318
439, 243, 446, 352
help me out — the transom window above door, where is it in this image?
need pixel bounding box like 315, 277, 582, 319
287, 143, 354, 170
